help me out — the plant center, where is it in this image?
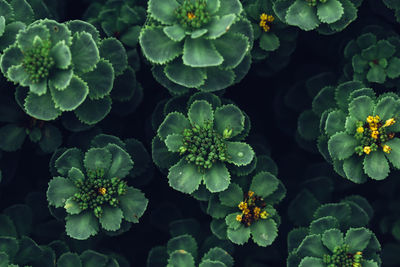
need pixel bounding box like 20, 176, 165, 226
323, 244, 363, 267
354, 115, 396, 156
72, 169, 127, 218
236, 191, 268, 227
22, 39, 55, 83
175, 0, 210, 30
259, 13, 275, 32
306, 0, 327, 6
179, 120, 228, 172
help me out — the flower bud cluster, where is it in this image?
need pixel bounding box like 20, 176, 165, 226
175, 0, 210, 30
323, 244, 363, 267
179, 120, 228, 172
22, 39, 55, 83
236, 191, 268, 227
72, 169, 127, 218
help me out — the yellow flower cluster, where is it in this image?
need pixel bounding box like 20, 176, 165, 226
98, 187, 107, 195
259, 13, 274, 32
362, 115, 395, 154
236, 191, 268, 226
187, 12, 196, 20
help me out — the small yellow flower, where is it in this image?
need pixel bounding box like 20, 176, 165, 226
369, 124, 378, 131
356, 126, 364, 133
366, 116, 374, 123
363, 146, 371, 155
355, 252, 362, 256
187, 12, 196, 20
374, 115, 380, 123
260, 13, 268, 21
383, 145, 392, 154
236, 214, 242, 222
98, 187, 107, 195
248, 191, 254, 197
243, 208, 250, 215
254, 207, 261, 216
371, 130, 379, 139
238, 201, 247, 210
384, 118, 396, 127
260, 211, 268, 219
266, 15, 275, 22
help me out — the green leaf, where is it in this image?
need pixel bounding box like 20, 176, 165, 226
349, 95, 374, 121
377, 40, 396, 58
24, 90, 62, 121
168, 159, 203, 194
0, 45, 24, 75
259, 33, 280, 52
299, 257, 324, 267
152, 135, 180, 170
119, 187, 148, 223
13, 236, 41, 265
80, 59, 114, 100
165, 134, 184, 152
227, 225, 250, 245
325, 110, 346, 136
70, 32, 99, 73
314, 203, 351, 226
317, 0, 343, 23
363, 150, 390, 180
55, 148, 84, 176
191, 29, 208, 39
0, 214, 17, 237
49, 69, 73, 90
297, 110, 320, 140
226, 141, 254, 166
206, 14, 236, 39
99, 38, 127, 76
214, 32, 249, 68
309, 216, 339, 235
158, 112, 190, 141
207, 194, 232, 218
296, 234, 328, 258
367, 65, 386, 84
387, 57, 400, 79
105, 143, 133, 179
99, 206, 123, 231
219, 183, 243, 207
50, 41, 71, 69
188, 100, 214, 127
29, 79, 47, 95
164, 25, 186, 42
148, 0, 180, 25
352, 54, 368, 73
328, 132, 357, 160
120, 26, 141, 47
167, 250, 195, 267
214, 104, 244, 138
206, 0, 220, 14
50, 75, 89, 111
65, 211, 99, 240
203, 162, 230, 192
286, 0, 320, 31
374, 96, 398, 120
67, 20, 100, 43
84, 147, 112, 172
251, 219, 278, 247
225, 213, 241, 231
139, 27, 182, 64
216, 0, 242, 16
0, 1, 13, 21
198, 67, 235, 92
0, 16, 4, 36
384, 138, 400, 169
42, 20, 72, 46
199, 260, 225, 267
64, 198, 82, 215
164, 60, 207, 88
80, 250, 108, 267
6, 64, 29, 87
74, 96, 112, 125
183, 38, 223, 67
322, 229, 344, 252
0, 236, 18, 260
0, 124, 26, 151
57, 252, 82, 267
343, 156, 368, 184
167, 235, 198, 259
47, 176, 78, 208
344, 227, 371, 253
202, 247, 233, 267
249, 171, 279, 198
17, 24, 50, 51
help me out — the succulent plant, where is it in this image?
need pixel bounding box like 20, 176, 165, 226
0, 19, 128, 125
273, 0, 363, 33
287, 199, 381, 267
344, 32, 400, 86
139, 0, 253, 94
47, 134, 148, 240
152, 93, 254, 194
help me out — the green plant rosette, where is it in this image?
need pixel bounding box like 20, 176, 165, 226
273, 0, 362, 34
147, 234, 234, 267
244, 0, 298, 60
325, 91, 400, 182
287, 200, 381, 267
208, 171, 285, 247
46, 136, 148, 240
140, 0, 253, 94
344, 32, 400, 86
84, 0, 146, 48
152, 96, 255, 194
0, 19, 128, 125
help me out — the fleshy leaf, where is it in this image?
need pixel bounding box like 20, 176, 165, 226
213, 32, 249, 68
99, 206, 123, 231
50, 75, 89, 111
158, 112, 190, 141
47, 176, 78, 208
183, 38, 223, 67
99, 38, 127, 76
168, 250, 195, 267
363, 150, 389, 180
84, 147, 112, 172
81, 59, 114, 100
322, 229, 344, 252
226, 141, 254, 166
328, 132, 357, 160
70, 32, 100, 73
259, 33, 280, 52
148, 0, 180, 25
105, 143, 134, 179
251, 219, 278, 247
206, 14, 236, 39
24, 90, 62, 121
165, 134, 184, 152
316, 0, 344, 23
164, 25, 186, 42
50, 41, 71, 69
219, 183, 243, 207
188, 100, 214, 127
250, 171, 279, 198
49, 69, 73, 90
214, 104, 244, 138
168, 159, 203, 194
74, 96, 112, 125
296, 234, 328, 258
164, 60, 207, 88
119, 187, 148, 223
227, 226, 250, 245
384, 138, 400, 169
286, 0, 320, 31
57, 252, 82, 267
0, 124, 26, 151
65, 211, 99, 240
344, 227, 372, 253
203, 162, 230, 192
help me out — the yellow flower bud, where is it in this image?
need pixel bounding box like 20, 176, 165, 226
373, 115, 380, 123
248, 191, 254, 197
98, 187, 107, 195
371, 130, 379, 139
383, 145, 392, 154
366, 116, 374, 123
260, 13, 268, 21
236, 214, 242, 222
384, 118, 396, 127
260, 211, 268, 219
363, 146, 371, 155
356, 126, 364, 133
187, 12, 196, 20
